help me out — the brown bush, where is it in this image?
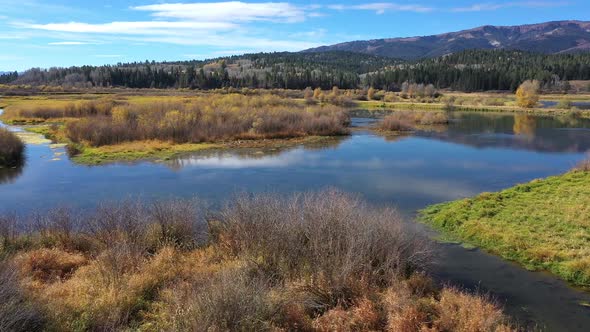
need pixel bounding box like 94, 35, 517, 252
312, 298, 381, 331
155, 264, 277, 331
433, 287, 511, 332
0, 128, 25, 167
383, 281, 514, 332
86, 199, 207, 252
17, 248, 87, 283
217, 190, 431, 307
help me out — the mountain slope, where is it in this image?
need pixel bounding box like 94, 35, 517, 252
305, 20, 590, 60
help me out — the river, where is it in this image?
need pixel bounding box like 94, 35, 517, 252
1, 111, 589, 330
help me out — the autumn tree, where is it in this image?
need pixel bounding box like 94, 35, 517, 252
367, 87, 376, 100
516, 80, 540, 108
304, 87, 316, 105
313, 87, 322, 99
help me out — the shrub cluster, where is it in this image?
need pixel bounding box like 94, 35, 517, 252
0, 128, 25, 167
61, 95, 350, 147
0, 191, 514, 331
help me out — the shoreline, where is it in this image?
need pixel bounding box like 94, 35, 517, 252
419, 170, 590, 290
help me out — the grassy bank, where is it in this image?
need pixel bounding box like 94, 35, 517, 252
420, 168, 590, 288
0, 191, 515, 331
0, 128, 25, 167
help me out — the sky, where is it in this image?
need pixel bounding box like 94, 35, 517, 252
0, 0, 588, 71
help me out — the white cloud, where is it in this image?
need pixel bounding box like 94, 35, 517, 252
132, 1, 306, 23
30, 21, 236, 35
452, 1, 567, 12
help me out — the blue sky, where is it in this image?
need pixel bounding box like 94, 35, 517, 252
0, 0, 588, 71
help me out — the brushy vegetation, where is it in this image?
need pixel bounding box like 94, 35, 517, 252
0, 191, 515, 331
379, 111, 450, 132
0, 128, 25, 167
421, 169, 590, 287
8, 94, 350, 146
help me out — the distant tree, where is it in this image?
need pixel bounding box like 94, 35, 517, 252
425, 84, 436, 98
313, 87, 322, 99
367, 87, 376, 100
516, 80, 540, 108
304, 87, 316, 105
331, 86, 340, 96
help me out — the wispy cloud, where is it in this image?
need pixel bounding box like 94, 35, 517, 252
20, 2, 323, 52
132, 2, 307, 23
29, 21, 236, 35
327, 3, 434, 14
451, 1, 567, 12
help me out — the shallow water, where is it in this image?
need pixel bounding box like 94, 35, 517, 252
541, 100, 590, 110
1, 111, 590, 330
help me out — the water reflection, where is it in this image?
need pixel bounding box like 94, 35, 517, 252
513, 114, 536, 138
0, 164, 24, 184
167, 136, 346, 170
418, 112, 590, 153
170, 149, 308, 169
541, 100, 590, 110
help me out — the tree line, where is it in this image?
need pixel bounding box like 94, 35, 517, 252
2, 50, 590, 92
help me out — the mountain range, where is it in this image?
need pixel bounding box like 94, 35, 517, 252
305, 20, 590, 60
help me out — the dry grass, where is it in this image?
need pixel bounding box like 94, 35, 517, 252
0, 261, 44, 331
574, 154, 590, 172
0, 128, 25, 167
0, 192, 517, 331
384, 274, 512, 332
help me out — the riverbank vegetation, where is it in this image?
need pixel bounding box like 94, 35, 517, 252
420, 165, 590, 288
0, 128, 25, 167
0, 191, 515, 331
0, 93, 350, 163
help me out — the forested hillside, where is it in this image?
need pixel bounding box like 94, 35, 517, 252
2, 52, 400, 90
2, 50, 590, 92
367, 50, 590, 92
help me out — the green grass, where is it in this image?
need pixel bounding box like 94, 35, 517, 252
420, 170, 590, 288
70, 141, 222, 165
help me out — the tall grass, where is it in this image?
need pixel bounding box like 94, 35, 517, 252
574, 154, 590, 172
0, 192, 515, 331
0, 128, 25, 167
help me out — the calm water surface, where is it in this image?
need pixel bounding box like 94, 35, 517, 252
1, 111, 590, 331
